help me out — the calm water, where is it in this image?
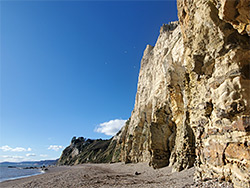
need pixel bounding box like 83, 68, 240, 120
0, 166, 44, 182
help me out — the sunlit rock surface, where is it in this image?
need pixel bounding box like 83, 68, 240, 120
176, 0, 250, 187
115, 0, 249, 187
59, 1, 250, 187
114, 22, 196, 171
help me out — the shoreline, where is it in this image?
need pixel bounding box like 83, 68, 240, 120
0, 170, 45, 183
0, 163, 195, 188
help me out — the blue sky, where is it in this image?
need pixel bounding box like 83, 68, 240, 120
0, 0, 178, 162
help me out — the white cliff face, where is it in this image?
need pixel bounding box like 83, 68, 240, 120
114, 22, 196, 169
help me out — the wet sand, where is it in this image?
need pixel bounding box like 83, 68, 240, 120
0, 163, 195, 188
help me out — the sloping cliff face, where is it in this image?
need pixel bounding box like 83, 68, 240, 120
58, 137, 117, 165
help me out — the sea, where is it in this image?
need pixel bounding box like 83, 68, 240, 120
0, 165, 44, 182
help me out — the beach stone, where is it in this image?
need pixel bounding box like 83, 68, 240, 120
135, 171, 141, 175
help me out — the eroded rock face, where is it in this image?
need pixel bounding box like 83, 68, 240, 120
177, 0, 250, 187
114, 22, 196, 171
59, 1, 249, 187
218, 0, 250, 36
114, 1, 249, 187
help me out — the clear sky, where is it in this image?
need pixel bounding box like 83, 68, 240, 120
0, 0, 178, 162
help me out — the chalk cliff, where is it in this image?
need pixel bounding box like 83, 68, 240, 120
59, 1, 250, 187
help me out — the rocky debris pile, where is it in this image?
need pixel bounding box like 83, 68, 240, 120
191, 179, 234, 188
